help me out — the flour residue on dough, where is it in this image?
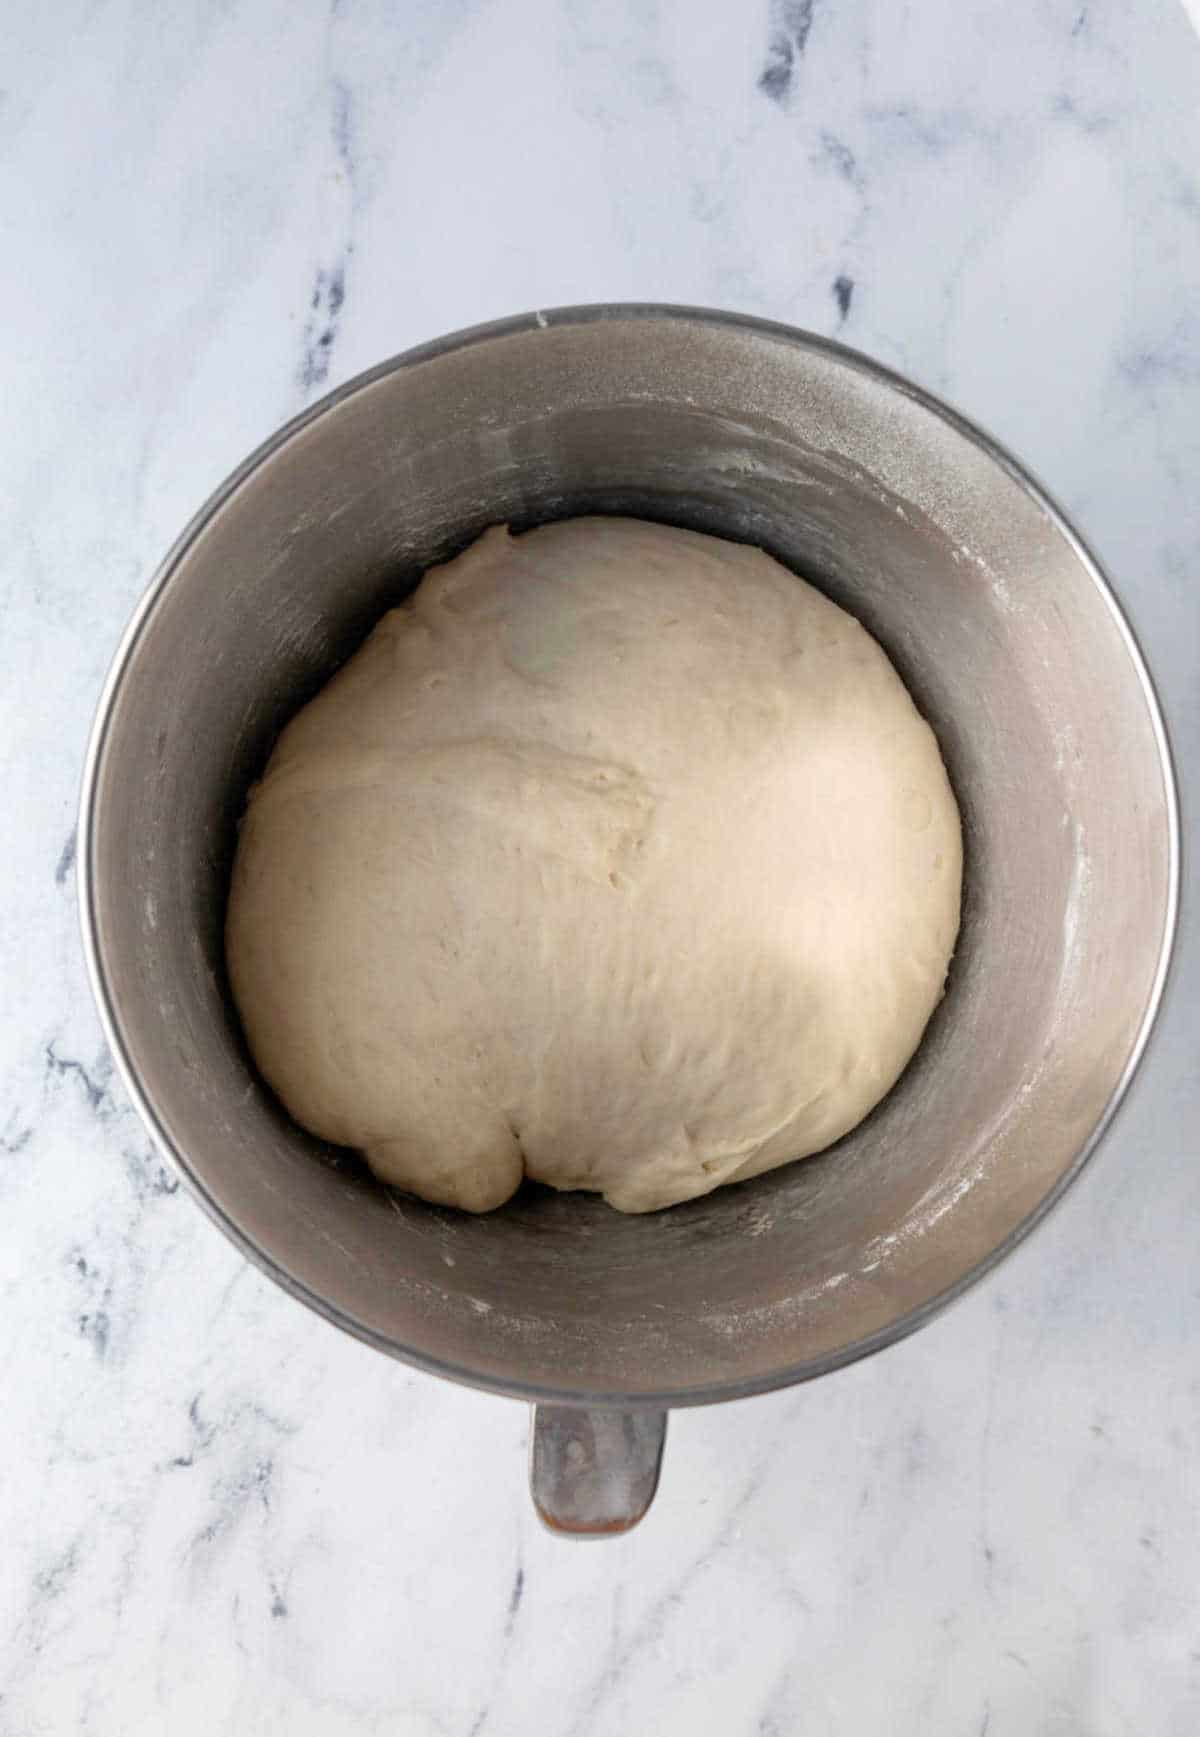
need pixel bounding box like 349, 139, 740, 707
226, 518, 962, 1213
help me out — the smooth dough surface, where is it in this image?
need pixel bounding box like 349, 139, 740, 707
227, 518, 962, 1214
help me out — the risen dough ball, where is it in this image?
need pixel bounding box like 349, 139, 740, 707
227, 518, 961, 1214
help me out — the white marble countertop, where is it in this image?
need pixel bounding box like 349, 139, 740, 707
3, 1, 1198, 1731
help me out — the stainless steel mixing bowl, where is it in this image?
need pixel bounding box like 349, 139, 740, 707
80, 306, 1179, 1534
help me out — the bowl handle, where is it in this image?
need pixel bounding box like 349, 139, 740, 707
529, 1405, 667, 1537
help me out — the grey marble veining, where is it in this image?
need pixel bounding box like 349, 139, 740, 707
1, 1, 1198, 1732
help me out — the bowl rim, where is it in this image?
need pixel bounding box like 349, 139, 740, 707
77, 302, 1182, 1410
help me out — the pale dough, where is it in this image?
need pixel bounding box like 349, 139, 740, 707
227, 518, 962, 1213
